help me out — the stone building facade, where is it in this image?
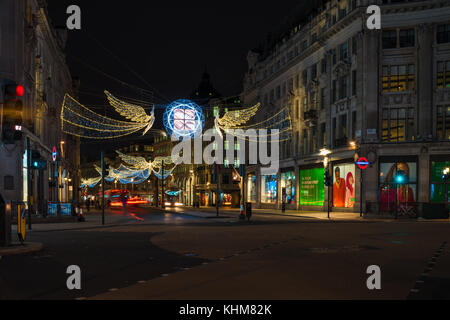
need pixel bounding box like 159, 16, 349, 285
242, 0, 450, 214
0, 0, 80, 214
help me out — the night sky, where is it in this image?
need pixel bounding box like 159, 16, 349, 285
46, 0, 319, 159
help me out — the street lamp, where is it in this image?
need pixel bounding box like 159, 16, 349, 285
320, 148, 332, 219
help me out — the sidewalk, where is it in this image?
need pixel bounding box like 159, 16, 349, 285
11, 211, 141, 233
167, 206, 450, 222
165, 206, 366, 221
0, 242, 44, 257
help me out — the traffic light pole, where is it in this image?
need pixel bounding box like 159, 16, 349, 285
101, 151, 105, 225
161, 160, 165, 209
27, 137, 32, 230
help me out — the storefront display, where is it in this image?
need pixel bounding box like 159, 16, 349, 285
431, 161, 450, 203
299, 168, 324, 206
332, 163, 356, 208
281, 171, 296, 205
261, 175, 277, 204
247, 174, 257, 203
379, 161, 417, 211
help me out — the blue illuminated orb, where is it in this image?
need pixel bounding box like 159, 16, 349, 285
163, 99, 205, 139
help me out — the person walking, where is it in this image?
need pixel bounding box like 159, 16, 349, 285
122, 194, 128, 216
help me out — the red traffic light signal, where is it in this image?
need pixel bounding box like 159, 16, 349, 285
5, 84, 24, 97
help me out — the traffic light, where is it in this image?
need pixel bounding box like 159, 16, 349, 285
30, 150, 47, 171
443, 167, 450, 182
324, 170, 332, 187
1, 81, 24, 144
395, 170, 408, 184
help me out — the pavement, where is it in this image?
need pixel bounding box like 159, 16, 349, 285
0, 242, 44, 257
1, 206, 450, 300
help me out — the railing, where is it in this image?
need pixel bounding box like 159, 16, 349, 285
366, 202, 449, 219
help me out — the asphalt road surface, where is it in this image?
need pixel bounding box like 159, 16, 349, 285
1, 207, 449, 300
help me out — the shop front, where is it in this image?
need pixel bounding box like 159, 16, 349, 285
299, 167, 325, 210
260, 174, 277, 208
247, 173, 257, 203
332, 162, 357, 211
280, 170, 296, 209
430, 158, 450, 206
378, 157, 418, 214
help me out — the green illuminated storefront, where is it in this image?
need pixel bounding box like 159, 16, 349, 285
299, 168, 325, 207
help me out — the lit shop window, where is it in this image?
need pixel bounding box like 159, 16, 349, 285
261, 175, 277, 204
382, 65, 415, 93
247, 174, 257, 203
281, 172, 296, 205
430, 161, 450, 204
379, 161, 418, 213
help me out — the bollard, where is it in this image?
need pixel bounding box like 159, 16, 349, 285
0, 194, 12, 247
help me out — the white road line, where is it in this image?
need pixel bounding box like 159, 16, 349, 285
109, 288, 119, 292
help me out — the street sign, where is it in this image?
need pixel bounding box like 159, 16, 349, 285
17, 205, 26, 243
356, 157, 370, 170
52, 147, 57, 162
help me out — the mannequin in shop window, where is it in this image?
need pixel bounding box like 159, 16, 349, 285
380, 162, 415, 212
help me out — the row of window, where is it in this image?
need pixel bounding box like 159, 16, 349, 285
382, 24, 450, 50
263, 36, 358, 107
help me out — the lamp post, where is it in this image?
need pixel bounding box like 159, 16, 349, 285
320, 148, 332, 219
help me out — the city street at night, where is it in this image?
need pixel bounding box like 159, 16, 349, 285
1, 0, 450, 307
1, 208, 450, 300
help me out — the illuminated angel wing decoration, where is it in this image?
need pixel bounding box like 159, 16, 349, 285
215, 103, 260, 138
116, 151, 151, 170
62, 94, 150, 139
81, 177, 102, 189
217, 103, 260, 129
105, 91, 155, 135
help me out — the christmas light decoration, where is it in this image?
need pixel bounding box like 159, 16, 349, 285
163, 99, 205, 139
104, 91, 155, 135
214, 103, 260, 138
61, 92, 155, 139
216, 104, 292, 143
81, 176, 102, 188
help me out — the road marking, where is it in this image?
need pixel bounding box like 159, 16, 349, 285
109, 288, 118, 292
410, 289, 420, 293
75, 297, 87, 300
138, 281, 146, 284
161, 274, 169, 277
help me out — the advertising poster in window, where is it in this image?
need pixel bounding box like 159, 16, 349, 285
247, 174, 257, 203
299, 168, 324, 206
379, 161, 417, 211
332, 163, 356, 208
281, 171, 296, 205
431, 161, 450, 203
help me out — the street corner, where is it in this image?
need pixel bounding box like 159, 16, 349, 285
0, 242, 44, 257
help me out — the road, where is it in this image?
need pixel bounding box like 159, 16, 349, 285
0, 206, 449, 300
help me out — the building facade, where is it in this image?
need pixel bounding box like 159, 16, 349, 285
242, 0, 450, 214
0, 0, 80, 215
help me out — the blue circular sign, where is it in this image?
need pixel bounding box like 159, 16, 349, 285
163, 100, 205, 139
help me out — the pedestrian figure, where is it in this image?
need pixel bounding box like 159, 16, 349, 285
86, 199, 90, 213
122, 194, 128, 216
76, 203, 85, 222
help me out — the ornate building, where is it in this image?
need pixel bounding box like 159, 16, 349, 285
0, 0, 80, 215
242, 0, 450, 214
